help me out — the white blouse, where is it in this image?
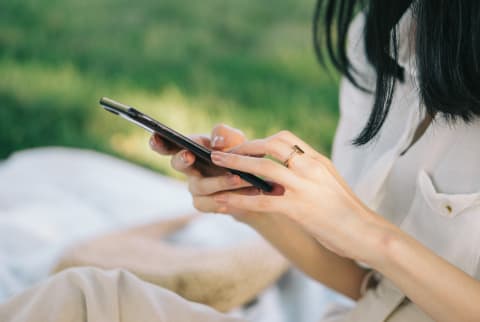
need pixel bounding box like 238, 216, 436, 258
331, 9, 480, 285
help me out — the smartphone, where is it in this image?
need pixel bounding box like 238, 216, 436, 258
99, 97, 273, 192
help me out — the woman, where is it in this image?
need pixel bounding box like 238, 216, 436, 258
151, 0, 480, 320
2, 1, 479, 321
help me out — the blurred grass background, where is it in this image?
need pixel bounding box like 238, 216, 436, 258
0, 0, 339, 178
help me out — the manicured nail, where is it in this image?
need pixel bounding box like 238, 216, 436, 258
211, 135, 225, 148
149, 136, 156, 149
180, 150, 189, 164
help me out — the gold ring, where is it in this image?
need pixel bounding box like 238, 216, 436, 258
283, 144, 305, 167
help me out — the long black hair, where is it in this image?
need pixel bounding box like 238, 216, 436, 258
313, 0, 480, 145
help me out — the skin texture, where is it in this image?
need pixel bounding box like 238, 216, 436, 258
150, 125, 480, 321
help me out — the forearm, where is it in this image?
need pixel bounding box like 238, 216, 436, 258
245, 214, 368, 300
369, 223, 480, 322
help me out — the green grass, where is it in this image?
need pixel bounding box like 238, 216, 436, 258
0, 0, 339, 178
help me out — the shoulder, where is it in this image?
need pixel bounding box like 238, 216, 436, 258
345, 9, 417, 88
345, 12, 376, 91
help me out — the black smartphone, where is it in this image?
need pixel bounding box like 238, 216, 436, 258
99, 97, 273, 192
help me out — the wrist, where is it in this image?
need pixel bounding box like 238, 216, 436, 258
362, 217, 404, 272
348, 207, 399, 268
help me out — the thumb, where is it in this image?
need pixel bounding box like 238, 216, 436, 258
210, 123, 246, 150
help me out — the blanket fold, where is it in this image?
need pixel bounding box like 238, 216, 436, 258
53, 214, 289, 312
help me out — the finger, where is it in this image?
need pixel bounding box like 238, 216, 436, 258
226, 138, 316, 176
171, 150, 201, 176
190, 134, 212, 149
149, 134, 181, 155
213, 192, 288, 215
271, 130, 320, 157
192, 195, 220, 213
192, 195, 258, 217
211, 123, 246, 150
214, 183, 285, 196
228, 138, 293, 163
188, 174, 253, 196
211, 151, 300, 188
192, 195, 238, 214
169, 135, 212, 176
150, 134, 211, 155
271, 131, 335, 177
229, 135, 324, 175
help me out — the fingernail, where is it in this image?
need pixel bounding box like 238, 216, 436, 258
180, 150, 189, 164
212, 136, 225, 148
149, 136, 156, 149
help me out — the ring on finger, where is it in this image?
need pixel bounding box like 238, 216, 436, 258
283, 144, 305, 168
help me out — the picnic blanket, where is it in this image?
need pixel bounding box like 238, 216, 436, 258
0, 147, 351, 322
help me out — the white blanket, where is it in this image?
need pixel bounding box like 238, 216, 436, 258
0, 147, 351, 322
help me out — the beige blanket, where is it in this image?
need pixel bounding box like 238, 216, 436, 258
52, 214, 289, 312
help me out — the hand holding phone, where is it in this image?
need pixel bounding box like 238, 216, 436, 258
100, 97, 273, 192
150, 129, 242, 178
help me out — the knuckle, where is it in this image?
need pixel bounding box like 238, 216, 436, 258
258, 139, 271, 152
277, 130, 293, 140
266, 136, 280, 146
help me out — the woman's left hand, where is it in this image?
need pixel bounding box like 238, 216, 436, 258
211, 130, 390, 264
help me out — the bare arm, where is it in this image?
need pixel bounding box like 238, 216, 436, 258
369, 223, 480, 322
245, 212, 367, 300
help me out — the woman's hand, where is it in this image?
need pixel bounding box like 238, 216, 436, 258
151, 127, 372, 300
149, 123, 244, 177
149, 124, 266, 222
209, 130, 391, 264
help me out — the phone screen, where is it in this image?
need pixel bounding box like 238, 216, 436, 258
99, 97, 273, 192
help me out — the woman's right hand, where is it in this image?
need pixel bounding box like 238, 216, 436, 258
149, 124, 257, 218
